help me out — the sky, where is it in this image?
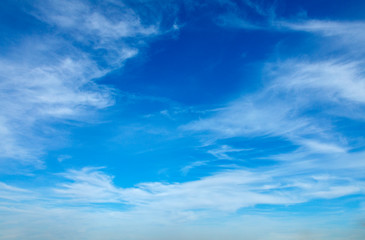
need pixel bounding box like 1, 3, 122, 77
1, 0, 365, 239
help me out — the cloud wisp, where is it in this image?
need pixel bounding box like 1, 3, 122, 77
50, 166, 364, 215
1, 1, 365, 239
3, 165, 363, 224
180, 17, 365, 222
0, 0, 172, 169
185, 18, 365, 155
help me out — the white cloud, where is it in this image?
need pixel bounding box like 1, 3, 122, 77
271, 60, 365, 104
1, 165, 364, 239
183, 55, 365, 155
181, 19, 365, 213
0, 51, 114, 165
181, 161, 208, 175
183, 88, 341, 154
207, 145, 250, 160
34, 0, 158, 36
298, 140, 347, 154
32, 0, 158, 65
51, 166, 364, 214
1, 4, 365, 238
57, 155, 72, 163
0, 182, 35, 201
214, 0, 277, 29
0, 0, 169, 167
54, 167, 123, 203
0, 202, 362, 240
281, 20, 365, 43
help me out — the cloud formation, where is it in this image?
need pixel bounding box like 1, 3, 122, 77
0, 0, 168, 168
52, 166, 363, 215
1, 1, 365, 239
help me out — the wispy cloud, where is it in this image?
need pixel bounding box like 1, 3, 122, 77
54, 167, 124, 203
1, 165, 364, 239
51, 166, 364, 214
213, 0, 277, 29
281, 20, 365, 42
184, 19, 365, 154
207, 145, 250, 160
181, 17, 365, 217
0, 49, 115, 167
0, 0, 173, 168
32, 0, 158, 66
1, 2, 365, 239
1, 201, 362, 240
0, 182, 33, 201
180, 160, 208, 175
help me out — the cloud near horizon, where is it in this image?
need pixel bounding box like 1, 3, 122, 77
1, 1, 365, 239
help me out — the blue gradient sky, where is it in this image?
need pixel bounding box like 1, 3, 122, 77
1, 0, 365, 239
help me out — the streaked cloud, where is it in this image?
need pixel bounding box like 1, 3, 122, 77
50, 166, 364, 214
1, 1, 365, 239
0, 0, 172, 168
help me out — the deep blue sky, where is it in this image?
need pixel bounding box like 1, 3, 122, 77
1, 0, 365, 239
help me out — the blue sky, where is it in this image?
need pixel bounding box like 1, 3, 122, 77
1, 0, 365, 239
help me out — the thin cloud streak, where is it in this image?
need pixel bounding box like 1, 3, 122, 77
0, 0, 169, 167
1, 1, 365, 239
50, 166, 364, 213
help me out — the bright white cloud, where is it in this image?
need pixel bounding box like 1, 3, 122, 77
51, 166, 364, 214
1, 2, 365, 239
181, 19, 365, 216
1, 164, 364, 239
270, 60, 365, 104
0, 0, 167, 167
281, 20, 365, 44
184, 56, 365, 155
0, 54, 114, 165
